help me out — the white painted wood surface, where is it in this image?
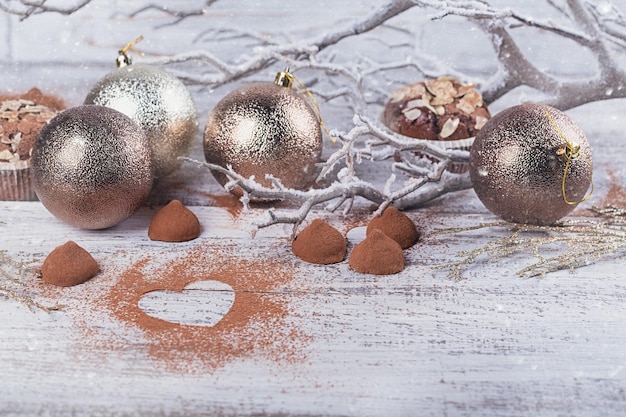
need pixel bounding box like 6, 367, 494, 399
3, 200, 626, 417
1, 1, 626, 416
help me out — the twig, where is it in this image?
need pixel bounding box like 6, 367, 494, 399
180, 115, 472, 234
0, 251, 61, 312
431, 212, 626, 279
127, 0, 218, 28
0, 0, 91, 20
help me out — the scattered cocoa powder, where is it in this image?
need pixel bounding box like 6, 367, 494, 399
292, 218, 347, 264
109, 245, 308, 372
349, 229, 405, 275
41, 241, 99, 287
596, 170, 626, 208
367, 206, 419, 249
208, 192, 244, 218
148, 200, 201, 242
36, 244, 309, 374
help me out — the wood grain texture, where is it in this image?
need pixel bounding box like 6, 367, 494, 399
2, 201, 626, 417
1, 1, 626, 416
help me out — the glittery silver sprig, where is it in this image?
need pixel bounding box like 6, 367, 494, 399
0, 249, 60, 312
432, 207, 626, 280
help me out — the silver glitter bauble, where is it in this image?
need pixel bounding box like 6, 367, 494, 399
32, 105, 154, 230
203, 82, 323, 193
85, 64, 198, 178
469, 103, 592, 225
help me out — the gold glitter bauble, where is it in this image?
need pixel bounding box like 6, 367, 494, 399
469, 103, 592, 225
203, 82, 323, 193
85, 64, 198, 178
32, 105, 154, 230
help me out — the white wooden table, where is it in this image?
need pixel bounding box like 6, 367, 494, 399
2, 2, 626, 416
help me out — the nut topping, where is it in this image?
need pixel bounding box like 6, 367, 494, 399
0, 96, 59, 163
383, 76, 491, 141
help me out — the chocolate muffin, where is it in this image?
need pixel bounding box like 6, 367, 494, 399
0, 88, 63, 201
382, 77, 490, 172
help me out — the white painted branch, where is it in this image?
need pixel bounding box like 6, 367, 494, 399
0, 0, 90, 19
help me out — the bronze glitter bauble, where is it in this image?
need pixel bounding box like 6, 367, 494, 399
469, 103, 592, 225
203, 82, 323, 193
32, 105, 154, 230
85, 64, 198, 178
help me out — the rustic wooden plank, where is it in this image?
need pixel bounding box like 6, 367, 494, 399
2, 1, 626, 416
2, 201, 626, 416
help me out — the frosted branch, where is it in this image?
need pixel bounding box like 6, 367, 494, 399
181, 113, 473, 233
0, 0, 90, 19
314, 0, 417, 52
128, 0, 218, 27
134, 0, 626, 111
145, 0, 420, 87
6, 0, 626, 231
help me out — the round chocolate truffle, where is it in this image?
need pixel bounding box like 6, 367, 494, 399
367, 206, 419, 249
292, 218, 347, 264
349, 229, 404, 275
148, 200, 201, 242
41, 241, 99, 287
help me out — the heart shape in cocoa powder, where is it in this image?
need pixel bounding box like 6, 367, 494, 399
138, 280, 235, 327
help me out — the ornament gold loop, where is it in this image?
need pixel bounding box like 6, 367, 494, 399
274, 68, 336, 142
274, 68, 294, 88
117, 35, 145, 68
544, 109, 593, 205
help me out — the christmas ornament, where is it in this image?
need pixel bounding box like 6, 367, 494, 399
32, 105, 154, 230
203, 69, 323, 194
469, 103, 593, 225
84, 36, 198, 178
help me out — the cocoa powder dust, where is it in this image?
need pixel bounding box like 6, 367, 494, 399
36, 243, 309, 373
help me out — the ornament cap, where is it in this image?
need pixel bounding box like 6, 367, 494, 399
274, 68, 294, 88
116, 53, 132, 68
272, 68, 336, 142
116, 35, 144, 68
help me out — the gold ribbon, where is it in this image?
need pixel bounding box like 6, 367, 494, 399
117, 35, 145, 68
275, 68, 336, 142
544, 109, 593, 205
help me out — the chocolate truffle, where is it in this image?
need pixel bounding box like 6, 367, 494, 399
41, 241, 99, 287
367, 206, 419, 249
148, 199, 201, 242
349, 229, 404, 275
292, 218, 347, 264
